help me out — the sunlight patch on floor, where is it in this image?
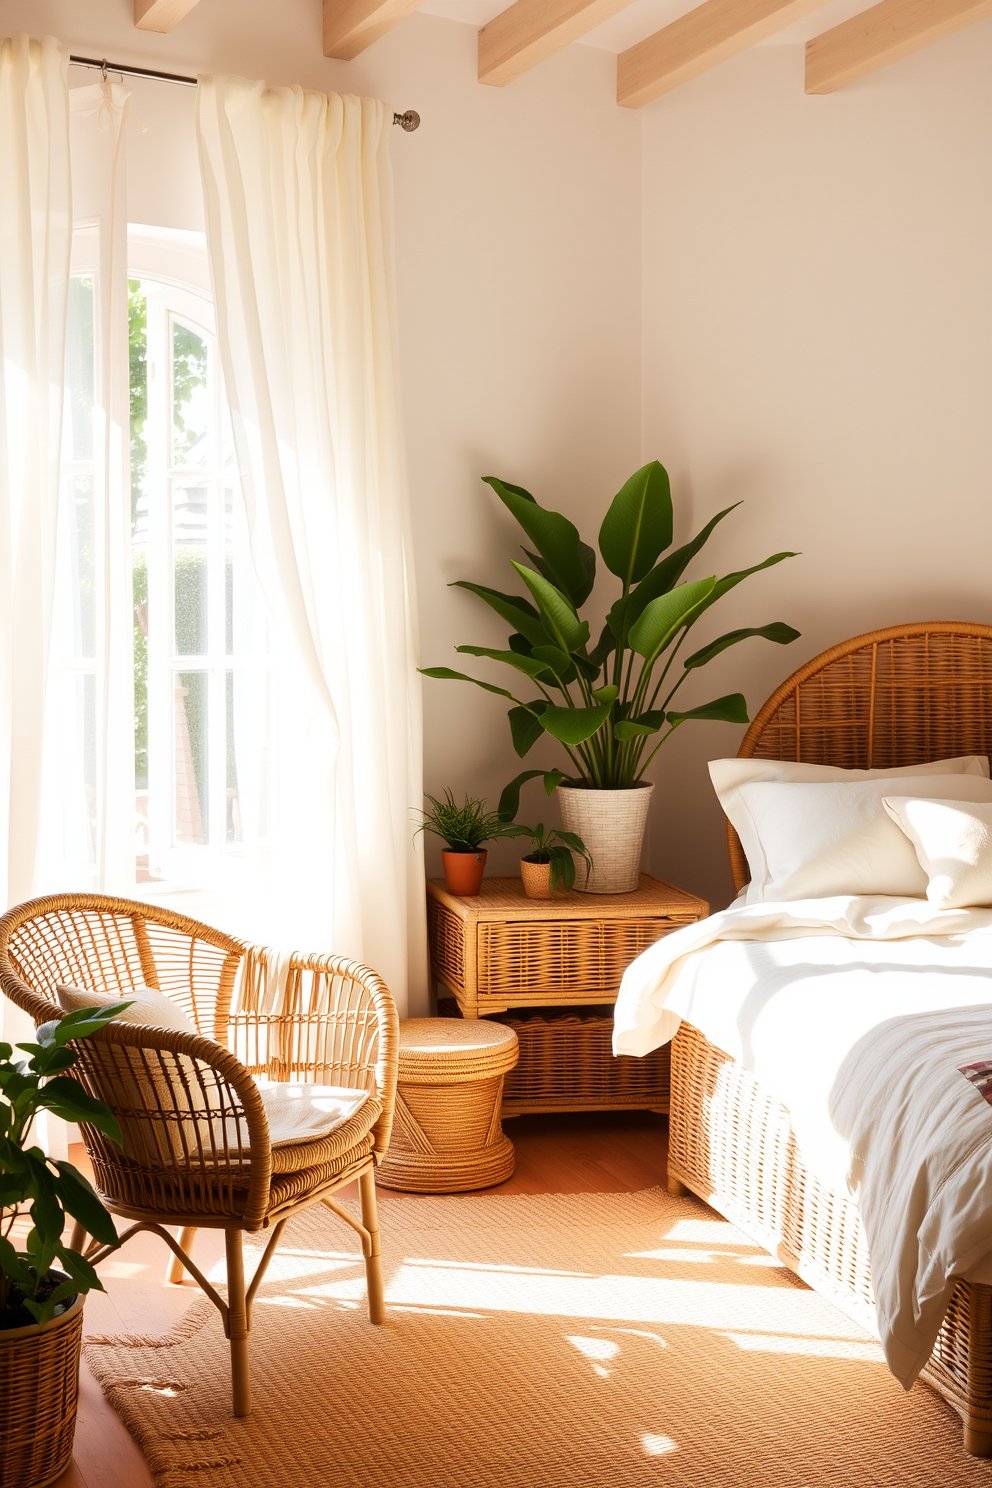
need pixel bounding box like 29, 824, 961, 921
642, 1433, 677, 1456
722, 1330, 884, 1361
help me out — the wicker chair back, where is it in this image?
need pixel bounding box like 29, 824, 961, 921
728, 621, 992, 893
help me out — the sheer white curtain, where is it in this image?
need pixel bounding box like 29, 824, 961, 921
40, 78, 135, 896
196, 78, 426, 1014
0, 35, 71, 915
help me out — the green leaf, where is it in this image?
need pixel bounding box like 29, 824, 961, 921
483, 477, 596, 607
543, 769, 565, 795
667, 693, 750, 725
587, 623, 616, 669
36, 1078, 123, 1144
540, 704, 611, 746
697, 552, 799, 617
455, 646, 555, 682
530, 645, 575, 684
608, 503, 742, 646
55, 1242, 105, 1294
508, 704, 547, 758
0, 1234, 34, 1291
547, 845, 577, 893
598, 461, 673, 586
592, 684, 619, 704
52, 1000, 133, 1046
450, 581, 550, 650
683, 622, 801, 671
510, 564, 589, 654
498, 770, 550, 821
628, 578, 717, 667
419, 668, 520, 702
24, 1156, 63, 1242
613, 709, 668, 742
53, 1163, 119, 1246
554, 829, 588, 854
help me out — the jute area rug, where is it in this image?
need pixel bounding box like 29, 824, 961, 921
86, 1187, 991, 1488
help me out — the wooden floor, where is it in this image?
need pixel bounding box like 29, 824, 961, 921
57, 1111, 671, 1488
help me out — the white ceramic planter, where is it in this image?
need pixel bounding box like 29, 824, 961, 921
557, 782, 654, 894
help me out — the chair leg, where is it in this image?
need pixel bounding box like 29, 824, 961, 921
166, 1227, 198, 1285
67, 1220, 87, 1253
225, 1230, 252, 1417
359, 1168, 386, 1326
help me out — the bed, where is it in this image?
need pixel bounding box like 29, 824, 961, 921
631, 622, 992, 1455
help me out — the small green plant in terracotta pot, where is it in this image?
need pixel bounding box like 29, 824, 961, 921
415, 790, 522, 896
511, 822, 592, 900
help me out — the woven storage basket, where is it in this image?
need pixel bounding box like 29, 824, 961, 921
376, 1018, 519, 1193
441, 1004, 671, 1115
0, 1293, 83, 1488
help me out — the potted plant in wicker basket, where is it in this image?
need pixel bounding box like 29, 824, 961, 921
511, 822, 592, 900
415, 790, 523, 896
1, 1000, 129, 1488
421, 462, 800, 892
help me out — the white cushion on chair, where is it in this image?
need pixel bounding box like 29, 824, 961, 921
56, 982, 199, 1035
258, 1082, 370, 1149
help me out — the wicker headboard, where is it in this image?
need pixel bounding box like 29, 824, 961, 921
728, 621, 992, 894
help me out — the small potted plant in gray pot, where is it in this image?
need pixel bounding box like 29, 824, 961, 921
0, 1000, 129, 1488
415, 790, 522, 896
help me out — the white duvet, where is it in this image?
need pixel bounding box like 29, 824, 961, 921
612, 896, 992, 1386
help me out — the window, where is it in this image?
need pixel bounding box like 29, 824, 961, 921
52, 226, 272, 893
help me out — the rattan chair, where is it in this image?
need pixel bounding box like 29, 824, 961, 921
0, 893, 399, 1417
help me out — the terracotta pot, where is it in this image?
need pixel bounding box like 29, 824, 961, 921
557, 782, 654, 893
442, 848, 487, 897
520, 857, 554, 899
0, 1285, 83, 1488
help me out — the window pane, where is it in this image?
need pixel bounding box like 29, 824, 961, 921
175, 671, 208, 844
64, 277, 95, 463
172, 320, 209, 466
225, 486, 234, 656
129, 281, 148, 532
173, 482, 209, 655
67, 475, 96, 660
226, 669, 240, 842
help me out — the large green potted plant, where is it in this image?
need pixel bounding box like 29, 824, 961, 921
422, 460, 799, 892
0, 1001, 129, 1488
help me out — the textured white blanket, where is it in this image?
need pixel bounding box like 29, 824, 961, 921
613, 897, 992, 1385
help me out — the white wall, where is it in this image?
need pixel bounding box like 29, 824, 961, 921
638, 29, 992, 910
8, 0, 643, 879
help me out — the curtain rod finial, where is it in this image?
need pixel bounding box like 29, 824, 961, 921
393, 110, 420, 132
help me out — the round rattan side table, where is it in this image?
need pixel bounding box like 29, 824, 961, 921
376, 1018, 519, 1193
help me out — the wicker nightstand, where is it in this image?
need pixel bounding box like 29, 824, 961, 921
426, 874, 708, 1116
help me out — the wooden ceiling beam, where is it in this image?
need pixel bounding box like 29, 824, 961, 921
805, 0, 992, 92
479, 0, 643, 87
134, 0, 202, 32
617, 0, 833, 108
323, 0, 425, 60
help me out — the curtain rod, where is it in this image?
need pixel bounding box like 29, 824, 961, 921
68, 55, 421, 130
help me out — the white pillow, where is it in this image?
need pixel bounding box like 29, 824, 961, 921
733, 774, 992, 902
710, 755, 990, 903
882, 797, 992, 910
56, 982, 198, 1036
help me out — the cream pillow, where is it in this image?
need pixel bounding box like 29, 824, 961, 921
733, 774, 992, 902
882, 797, 992, 910
709, 755, 990, 903
56, 982, 198, 1036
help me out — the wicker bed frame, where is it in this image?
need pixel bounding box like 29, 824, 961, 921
665, 621, 992, 1456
